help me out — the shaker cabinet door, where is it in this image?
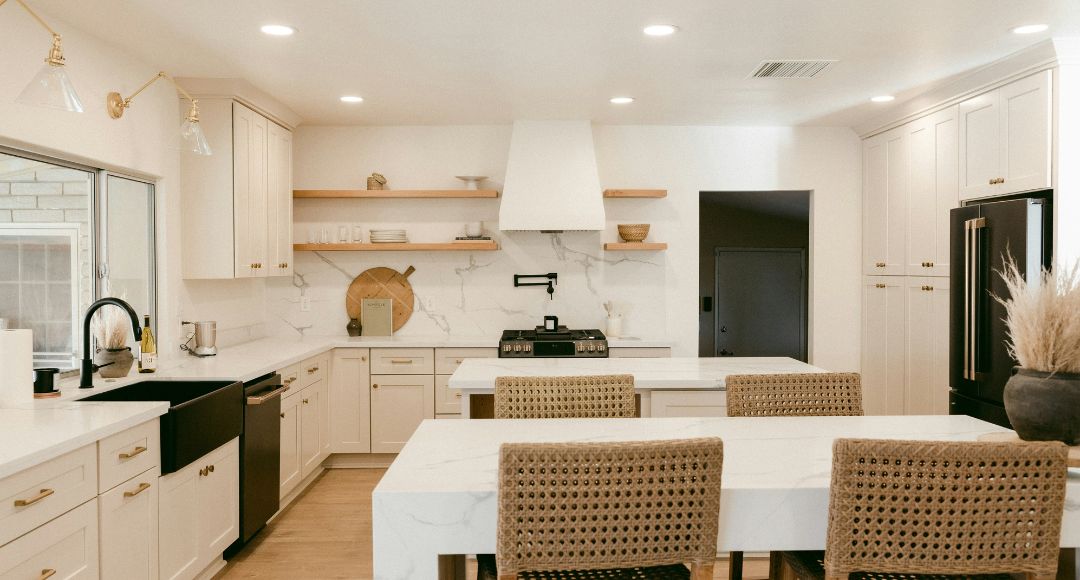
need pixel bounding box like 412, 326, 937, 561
863, 126, 907, 275
906, 106, 957, 277
861, 276, 906, 415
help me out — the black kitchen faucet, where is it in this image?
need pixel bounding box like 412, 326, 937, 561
514, 273, 558, 299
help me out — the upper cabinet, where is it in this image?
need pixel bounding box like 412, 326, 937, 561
182, 99, 293, 279
959, 71, 1052, 201
905, 106, 958, 277
863, 125, 907, 276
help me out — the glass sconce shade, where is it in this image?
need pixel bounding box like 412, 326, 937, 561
17, 62, 84, 112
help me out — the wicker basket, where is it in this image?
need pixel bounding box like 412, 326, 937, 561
367, 173, 387, 190
617, 223, 650, 242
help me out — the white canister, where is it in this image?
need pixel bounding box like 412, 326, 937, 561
605, 316, 623, 339
465, 221, 483, 237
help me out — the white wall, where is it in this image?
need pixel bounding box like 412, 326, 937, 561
270, 125, 862, 370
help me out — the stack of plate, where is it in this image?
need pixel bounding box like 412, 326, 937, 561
370, 229, 408, 243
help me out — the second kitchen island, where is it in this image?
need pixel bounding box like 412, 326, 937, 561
448, 357, 826, 418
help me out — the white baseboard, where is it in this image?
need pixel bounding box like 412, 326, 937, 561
200, 556, 227, 579
323, 453, 397, 468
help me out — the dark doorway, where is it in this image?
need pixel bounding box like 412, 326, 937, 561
699, 191, 811, 360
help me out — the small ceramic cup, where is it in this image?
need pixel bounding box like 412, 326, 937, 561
465, 221, 483, 237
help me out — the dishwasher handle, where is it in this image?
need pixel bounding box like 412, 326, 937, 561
246, 385, 289, 405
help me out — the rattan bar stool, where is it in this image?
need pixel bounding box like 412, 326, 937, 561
494, 374, 636, 418
724, 372, 864, 580
781, 438, 1069, 580
477, 438, 725, 580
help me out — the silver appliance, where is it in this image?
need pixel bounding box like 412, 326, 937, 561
182, 320, 218, 357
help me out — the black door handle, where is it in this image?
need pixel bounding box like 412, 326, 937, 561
702, 297, 712, 312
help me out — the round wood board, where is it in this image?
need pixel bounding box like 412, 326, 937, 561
977, 431, 1080, 467
345, 266, 416, 332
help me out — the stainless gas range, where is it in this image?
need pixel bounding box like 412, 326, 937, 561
499, 322, 608, 358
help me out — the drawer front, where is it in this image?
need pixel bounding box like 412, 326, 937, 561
649, 390, 727, 418
298, 353, 329, 389
434, 348, 498, 374
279, 363, 300, 391
0, 444, 97, 546
98, 419, 160, 493
434, 374, 462, 415
371, 348, 434, 375
608, 347, 672, 358
99, 467, 159, 580
0, 498, 98, 579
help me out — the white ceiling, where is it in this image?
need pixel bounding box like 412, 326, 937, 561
35, 0, 1080, 126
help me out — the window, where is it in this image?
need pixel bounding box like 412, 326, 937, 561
0, 148, 156, 368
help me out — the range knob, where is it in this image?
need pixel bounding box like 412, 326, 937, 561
502, 344, 512, 353
513, 344, 522, 352
587, 344, 595, 352
577, 343, 586, 352
524, 344, 532, 352
598, 344, 606, 352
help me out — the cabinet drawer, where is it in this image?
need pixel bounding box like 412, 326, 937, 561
649, 390, 727, 418
99, 467, 158, 580
0, 498, 98, 579
298, 353, 329, 389
608, 347, 672, 358
434, 348, 497, 374
98, 419, 160, 493
435, 375, 462, 415
371, 348, 434, 375
0, 444, 97, 546
279, 363, 300, 392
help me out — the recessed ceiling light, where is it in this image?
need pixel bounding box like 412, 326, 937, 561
260, 24, 296, 36
1012, 24, 1048, 35
609, 96, 635, 104
340, 95, 364, 103
870, 95, 895, 103
643, 24, 678, 36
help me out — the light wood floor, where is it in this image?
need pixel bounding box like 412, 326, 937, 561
219, 469, 770, 579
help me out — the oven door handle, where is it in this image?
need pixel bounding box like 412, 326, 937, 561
246, 385, 288, 405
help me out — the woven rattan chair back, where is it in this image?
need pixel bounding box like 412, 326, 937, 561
725, 372, 863, 417
494, 374, 635, 419
823, 438, 1069, 580
496, 438, 724, 579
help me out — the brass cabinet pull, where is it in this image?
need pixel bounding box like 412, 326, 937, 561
875, 283, 886, 289
454, 392, 462, 398
925, 285, 935, 291
874, 262, 886, 268
199, 467, 207, 477
283, 377, 295, 385
390, 358, 413, 364
361, 356, 367, 362
39, 570, 56, 580
119, 445, 147, 460
124, 482, 151, 498
454, 359, 464, 364
988, 177, 1006, 185
208, 464, 214, 473
14, 488, 54, 507
302, 398, 309, 404
307, 366, 319, 374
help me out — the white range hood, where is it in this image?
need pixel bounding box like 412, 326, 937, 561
499, 121, 605, 231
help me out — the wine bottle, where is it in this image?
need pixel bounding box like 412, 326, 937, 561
138, 314, 157, 373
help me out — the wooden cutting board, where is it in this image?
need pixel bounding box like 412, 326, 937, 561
345, 266, 416, 332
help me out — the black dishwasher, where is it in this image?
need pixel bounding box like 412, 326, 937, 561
228, 373, 287, 554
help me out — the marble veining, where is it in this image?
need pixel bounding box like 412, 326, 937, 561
372, 416, 1080, 579
265, 231, 664, 340
449, 356, 824, 391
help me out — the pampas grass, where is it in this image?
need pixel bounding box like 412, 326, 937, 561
92, 304, 131, 350
996, 256, 1080, 374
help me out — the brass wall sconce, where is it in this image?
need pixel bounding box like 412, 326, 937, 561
0, 0, 84, 112
107, 72, 212, 156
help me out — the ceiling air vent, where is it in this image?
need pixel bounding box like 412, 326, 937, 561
750, 60, 836, 79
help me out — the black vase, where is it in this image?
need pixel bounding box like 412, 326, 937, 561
1003, 367, 1080, 445
346, 318, 362, 337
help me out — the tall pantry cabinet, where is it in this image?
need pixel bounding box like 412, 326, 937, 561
861, 71, 1052, 416
181, 99, 293, 279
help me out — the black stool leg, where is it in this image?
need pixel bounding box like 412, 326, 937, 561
728, 551, 743, 580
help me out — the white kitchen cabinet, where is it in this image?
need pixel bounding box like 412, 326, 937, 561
330, 349, 371, 454
608, 347, 672, 358
959, 71, 1052, 200
267, 121, 293, 277
370, 375, 435, 453
158, 439, 239, 580
905, 278, 951, 415
863, 125, 908, 275
0, 499, 98, 580
299, 382, 326, 478
649, 390, 727, 418
0, 444, 97, 546
371, 348, 435, 375
435, 374, 462, 415
279, 391, 302, 500
906, 106, 958, 277
99, 468, 159, 580
181, 98, 292, 279
861, 276, 907, 415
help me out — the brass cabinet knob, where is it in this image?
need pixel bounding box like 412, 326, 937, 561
372, 384, 379, 389
208, 464, 215, 473
302, 398, 309, 404
280, 412, 285, 418
361, 356, 367, 362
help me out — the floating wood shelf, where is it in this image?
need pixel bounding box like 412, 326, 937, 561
603, 242, 668, 251
603, 189, 667, 198
293, 189, 499, 199
294, 241, 500, 252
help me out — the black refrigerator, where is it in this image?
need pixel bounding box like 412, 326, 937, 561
949, 192, 1052, 427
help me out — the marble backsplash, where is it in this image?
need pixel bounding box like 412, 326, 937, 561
263, 231, 666, 339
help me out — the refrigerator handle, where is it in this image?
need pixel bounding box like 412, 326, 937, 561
963, 217, 986, 380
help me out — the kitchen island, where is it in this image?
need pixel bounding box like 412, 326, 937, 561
448, 356, 825, 418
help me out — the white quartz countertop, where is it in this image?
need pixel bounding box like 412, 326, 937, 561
448, 356, 825, 391
0, 400, 167, 479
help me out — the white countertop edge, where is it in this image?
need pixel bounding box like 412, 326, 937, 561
0, 401, 168, 479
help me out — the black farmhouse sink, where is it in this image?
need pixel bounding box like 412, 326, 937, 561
82, 380, 243, 474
